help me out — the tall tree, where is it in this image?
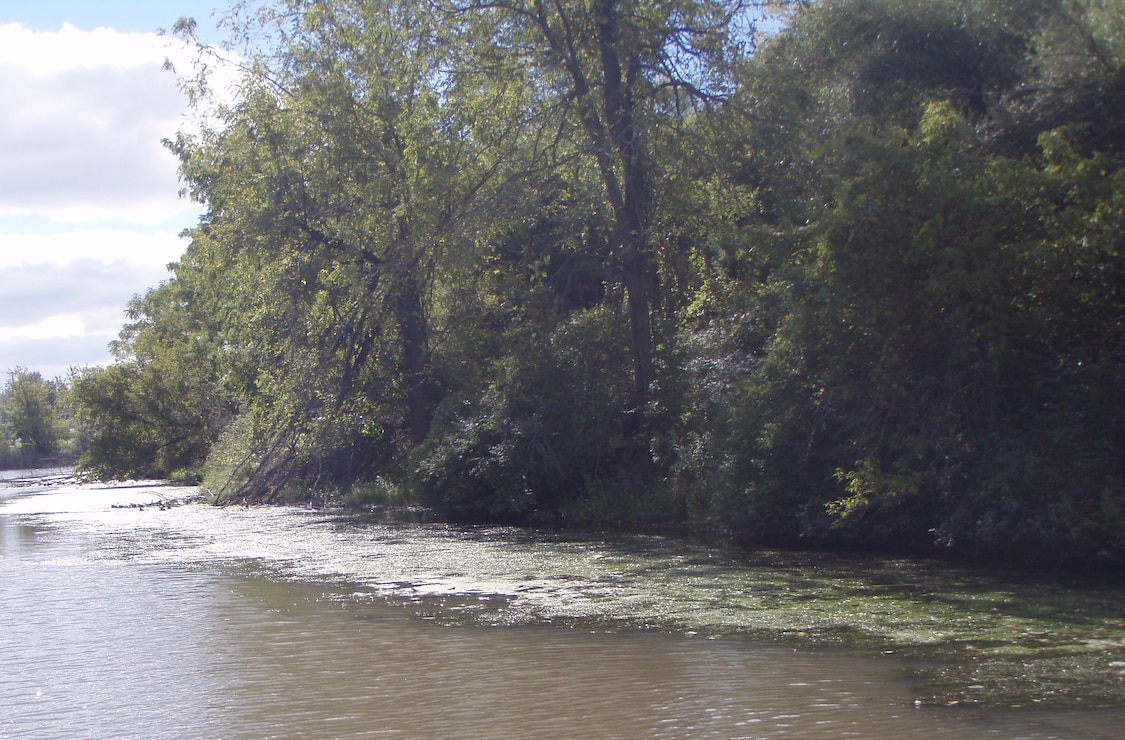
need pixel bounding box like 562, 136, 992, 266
167, 0, 529, 497
438, 0, 757, 410
1, 368, 64, 456
670, 0, 1125, 559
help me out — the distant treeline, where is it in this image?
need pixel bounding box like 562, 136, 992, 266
0, 368, 82, 469
66, 0, 1124, 565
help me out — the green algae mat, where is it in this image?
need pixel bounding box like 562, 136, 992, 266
341, 526, 1125, 709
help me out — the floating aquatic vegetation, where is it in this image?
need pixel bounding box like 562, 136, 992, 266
4, 478, 1125, 708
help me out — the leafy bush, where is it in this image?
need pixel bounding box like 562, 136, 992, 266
416, 307, 674, 527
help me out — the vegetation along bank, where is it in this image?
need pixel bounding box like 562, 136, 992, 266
26, 0, 1123, 568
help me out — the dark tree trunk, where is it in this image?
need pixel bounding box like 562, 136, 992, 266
397, 280, 430, 445
596, 0, 655, 411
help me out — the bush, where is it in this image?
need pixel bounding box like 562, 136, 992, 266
416, 306, 675, 527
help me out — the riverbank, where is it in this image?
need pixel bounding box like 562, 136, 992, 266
4, 471, 1125, 710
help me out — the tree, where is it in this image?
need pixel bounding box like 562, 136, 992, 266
1, 368, 64, 456
670, 0, 1125, 560
436, 0, 759, 410
71, 278, 233, 481
68, 0, 1125, 563
165, 0, 529, 499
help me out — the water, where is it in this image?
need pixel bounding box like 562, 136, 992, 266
2, 474, 1123, 738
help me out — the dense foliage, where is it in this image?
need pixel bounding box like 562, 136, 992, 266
0, 368, 78, 468
70, 0, 1125, 565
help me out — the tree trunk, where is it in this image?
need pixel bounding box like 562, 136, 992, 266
525, 0, 657, 410
397, 280, 430, 445
596, 0, 655, 411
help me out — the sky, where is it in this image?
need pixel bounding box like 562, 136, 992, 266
0, 1, 231, 381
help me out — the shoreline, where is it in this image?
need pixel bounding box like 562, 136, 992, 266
4, 470, 1125, 709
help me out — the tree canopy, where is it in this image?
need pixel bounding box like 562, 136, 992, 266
69, 0, 1125, 566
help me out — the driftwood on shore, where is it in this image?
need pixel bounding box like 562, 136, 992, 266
0, 472, 76, 489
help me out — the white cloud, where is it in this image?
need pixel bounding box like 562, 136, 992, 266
0, 22, 212, 224
0, 22, 242, 377
0, 243, 179, 327
0, 330, 122, 379
0, 22, 177, 74
0, 314, 90, 344
0, 229, 185, 269
0, 251, 178, 377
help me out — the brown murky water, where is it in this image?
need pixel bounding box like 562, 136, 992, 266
2, 473, 1123, 738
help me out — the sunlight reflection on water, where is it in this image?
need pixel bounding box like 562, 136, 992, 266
2, 478, 1124, 738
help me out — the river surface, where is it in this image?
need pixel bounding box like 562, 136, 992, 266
2, 471, 1124, 738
